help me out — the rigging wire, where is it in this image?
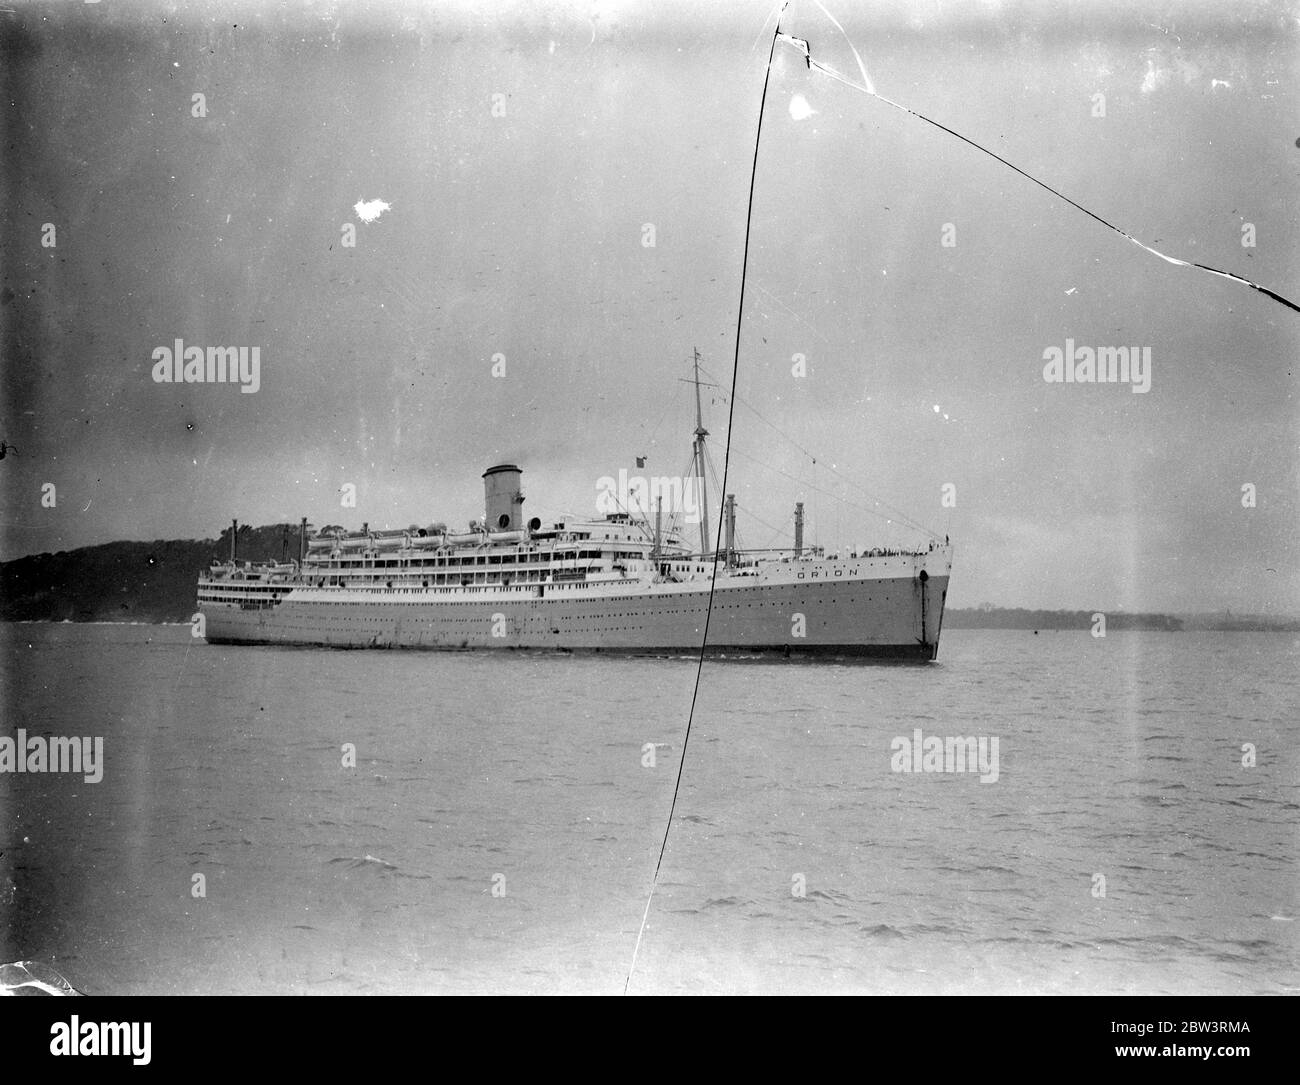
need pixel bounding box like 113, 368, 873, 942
737, 502, 793, 547
784, 36, 1300, 317
725, 443, 930, 537
624, 6, 788, 995
750, 280, 834, 347
641, 378, 686, 464
695, 362, 941, 541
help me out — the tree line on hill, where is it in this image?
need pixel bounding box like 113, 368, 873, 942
0, 524, 303, 623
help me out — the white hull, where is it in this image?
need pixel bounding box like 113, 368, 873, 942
200, 551, 951, 659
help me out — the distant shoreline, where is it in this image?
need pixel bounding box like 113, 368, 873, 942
4, 620, 195, 627
943, 609, 1300, 633
2, 530, 1296, 631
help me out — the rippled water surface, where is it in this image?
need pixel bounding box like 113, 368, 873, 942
2, 623, 1296, 994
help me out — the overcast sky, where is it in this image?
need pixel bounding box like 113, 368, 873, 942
2, 0, 1296, 612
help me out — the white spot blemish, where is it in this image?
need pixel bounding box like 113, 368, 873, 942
789, 94, 817, 121
1140, 58, 1170, 94
354, 199, 392, 224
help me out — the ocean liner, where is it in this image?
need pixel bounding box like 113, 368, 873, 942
197, 365, 952, 659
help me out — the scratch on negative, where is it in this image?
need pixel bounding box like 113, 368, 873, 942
777, 32, 1300, 315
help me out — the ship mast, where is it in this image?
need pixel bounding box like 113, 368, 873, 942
653, 495, 662, 565
691, 347, 711, 558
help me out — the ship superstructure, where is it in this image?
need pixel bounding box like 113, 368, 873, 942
198, 466, 951, 659
197, 362, 952, 659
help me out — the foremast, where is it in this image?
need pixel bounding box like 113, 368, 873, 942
691, 347, 711, 559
